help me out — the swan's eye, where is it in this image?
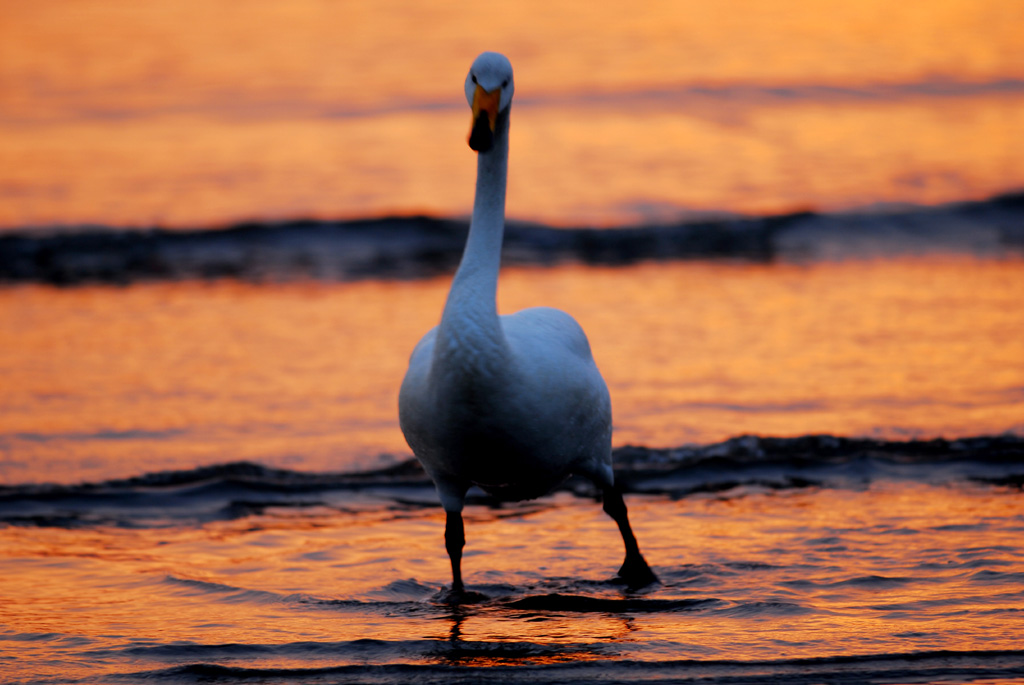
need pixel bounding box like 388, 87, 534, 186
471, 74, 478, 85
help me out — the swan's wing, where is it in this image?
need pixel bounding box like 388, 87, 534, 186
399, 326, 476, 510
398, 327, 437, 458
501, 307, 614, 481
501, 306, 596, 363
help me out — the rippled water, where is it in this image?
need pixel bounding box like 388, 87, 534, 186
3, 2, 1024, 682
2, 252, 1024, 683
3, 455, 1024, 683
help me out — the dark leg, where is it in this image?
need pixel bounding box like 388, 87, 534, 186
438, 510, 486, 604
444, 510, 466, 593
603, 487, 658, 588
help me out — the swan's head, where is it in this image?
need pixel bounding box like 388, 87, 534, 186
465, 52, 514, 153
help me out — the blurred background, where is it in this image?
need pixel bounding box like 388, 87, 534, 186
2, 0, 1023, 229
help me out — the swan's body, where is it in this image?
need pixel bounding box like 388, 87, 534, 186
399, 52, 656, 595
401, 306, 613, 505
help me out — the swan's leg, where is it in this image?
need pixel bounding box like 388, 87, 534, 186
602, 487, 659, 588
444, 510, 466, 593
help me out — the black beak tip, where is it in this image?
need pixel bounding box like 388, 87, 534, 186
468, 111, 494, 152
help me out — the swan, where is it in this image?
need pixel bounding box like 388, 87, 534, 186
398, 51, 657, 597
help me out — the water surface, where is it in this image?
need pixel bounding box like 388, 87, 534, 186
3, 257, 1022, 485
2, 0, 1023, 229
2, 2, 1024, 683
3, 457, 1024, 683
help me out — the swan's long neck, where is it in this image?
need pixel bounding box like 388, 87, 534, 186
435, 109, 510, 369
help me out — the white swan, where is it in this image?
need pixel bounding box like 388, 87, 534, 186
398, 52, 656, 596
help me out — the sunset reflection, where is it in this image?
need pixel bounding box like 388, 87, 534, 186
2, 1, 1024, 682
2, 479, 1022, 679
2, 1, 1022, 228
2, 256, 1021, 484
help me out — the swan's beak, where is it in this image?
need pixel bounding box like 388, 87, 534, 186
469, 84, 501, 152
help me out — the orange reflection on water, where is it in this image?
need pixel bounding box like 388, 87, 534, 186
625, 483, 1024, 659
1, 481, 1022, 680
500, 257, 1024, 446
1, 1, 1023, 227
1, 256, 1023, 485
0, 279, 436, 482
3, 90, 1021, 228
4, 0, 1020, 117
511, 91, 1024, 224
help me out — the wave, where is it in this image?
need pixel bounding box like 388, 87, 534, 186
1, 434, 1021, 529
87, 649, 1024, 685
1, 193, 1022, 285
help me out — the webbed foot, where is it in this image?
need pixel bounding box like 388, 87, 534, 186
435, 585, 488, 605
616, 552, 659, 589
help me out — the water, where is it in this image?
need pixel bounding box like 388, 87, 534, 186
3, 1, 1024, 682
3, 441, 1024, 683
3, 254, 1023, 484
2, 1, 1023, 229
2, 256, 1023, 685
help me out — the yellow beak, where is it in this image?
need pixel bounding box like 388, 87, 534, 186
468, 84, 502, 152
472, 84, 501, 131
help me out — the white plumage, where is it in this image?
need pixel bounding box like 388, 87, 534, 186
399, 52, 656, 596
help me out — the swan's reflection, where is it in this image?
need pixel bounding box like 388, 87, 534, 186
427, 601, 634, 667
